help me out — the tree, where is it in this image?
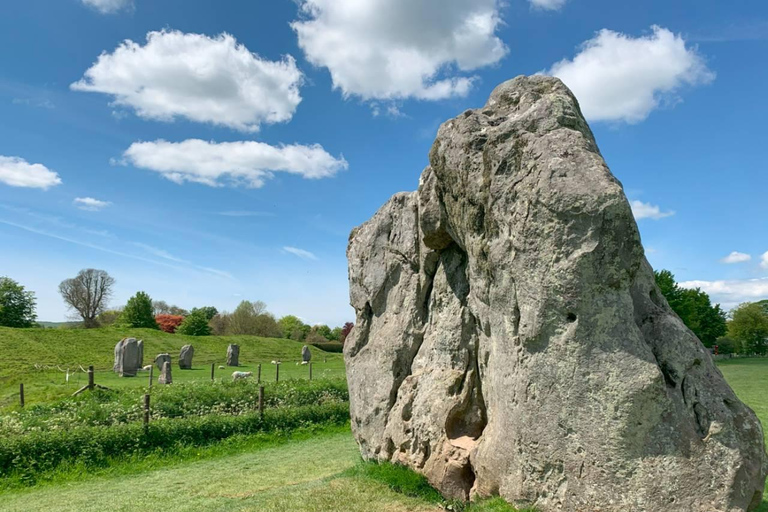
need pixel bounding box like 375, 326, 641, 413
0, 277, 37, 328
653, 270, 727, 347
153, 300, 189, 316
330, 326, 343, 341
177, 310, 211, 336
156, 314, 184, 333
191, 306, 218, 321
341, 322, 354, 344
96, 309, 122, 326
278, 315, 310, 340
313, 324, 333, 340
59, 269, 114, 328
729, 302, 768, 355
209, 313, 231, 336
121, 291, 159, 329
229, 301, 258, 335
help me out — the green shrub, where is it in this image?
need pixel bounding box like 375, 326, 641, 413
121, 292, 158, 329
176, 310, 211, 336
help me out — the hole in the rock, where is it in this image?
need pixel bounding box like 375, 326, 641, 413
566, 312, 577, 323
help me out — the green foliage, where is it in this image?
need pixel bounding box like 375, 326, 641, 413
313, 324, 333, 340
279, 315, 310, 340
0, 402, 350, 485
176, 310, 211, 336
331, 326, 343, 341
191, 306, 218, 321
714, 336, 739, 355
0, 277, 37, 328
96, 309, 121, 327
653, 270, 727, 347
729, 302, 768, 355
121, 291, 158, 329
349, 461, 444, 505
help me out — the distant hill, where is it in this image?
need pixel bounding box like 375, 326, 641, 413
36, 321, 82, 329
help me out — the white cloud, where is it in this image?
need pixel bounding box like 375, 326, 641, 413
217, 211, 275, 217
74, 197, 111, 211
121, 139, 347, 188
545, 25, 714, 123
283, 246, 318, 261
720, 251, 751, 264
762, 251, 768, 269
71, 30, 303, 132
630, 200, 675, 220
0, 156, 62, 189
81, 0, 133, 14
680, 278, 768, 311
530, 0, 567, 10
291, 0, 507, 101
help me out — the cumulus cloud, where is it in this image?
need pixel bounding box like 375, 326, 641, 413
762, 251, 768, 269
121, 139, 347, 188
71, 30, 303, 132
545, 26, 714, 123
81, 0, 133, 14
0, 156, 62, 189
720, 251, 751, 264
680, 278, 768, 311
283, 246, 318, 261
291, 0, 507, 101
630, 200, 675, 220
530, 0, 567, 10
74, 197, 111, 211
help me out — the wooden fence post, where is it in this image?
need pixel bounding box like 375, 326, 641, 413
19, 383, 24, 408
257, 364, 261, 383
258, 385, 264, 420
309, 362, 313, 381
211, 363, 215, 382
276, 363, 279, 382
88, 365, 94, 390
148, 365, 154, 389
143, 394, 150, 430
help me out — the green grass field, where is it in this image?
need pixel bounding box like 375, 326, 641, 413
0, 326, 345, 407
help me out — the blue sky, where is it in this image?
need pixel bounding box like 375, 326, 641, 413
1, 0, 767, 325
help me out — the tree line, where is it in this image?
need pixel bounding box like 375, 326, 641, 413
0, 269, 354, 344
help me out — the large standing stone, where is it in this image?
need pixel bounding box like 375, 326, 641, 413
302, 345, 311, 363
179, 345, 194, 369
114, 338, 140, 377
227, 344, 239, 367
154, 353, 171, 372
158, 361, 172, 385
345, 76, 768, 511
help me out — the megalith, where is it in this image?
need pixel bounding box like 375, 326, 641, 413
179, 345, 194, 369
227, 344, 239, 366
154, 353, 171, 372
114, 338, 140, 377
159, 361, 172, 385
302, 345, 312, 363
344, 76, 768, 511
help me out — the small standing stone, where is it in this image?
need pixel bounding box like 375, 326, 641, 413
155, 353, 171, 371
114, 338, 140, 377
158, 361, 172, 385
227, 344, 239, 366
179, 345, 194, 369
302, 345, 312, 363
137, 339, 144, 368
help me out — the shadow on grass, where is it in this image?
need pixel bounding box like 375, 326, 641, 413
346, 460, 537, 511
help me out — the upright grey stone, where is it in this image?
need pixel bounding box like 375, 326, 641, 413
158, 361, 172, 385
137, 339, 144, 368
154, 353, 171, 372
227, 344, 239, 367
179, 345, 194, 369
302, 345, 311, 363
344, 75, 768, 511
114, 338, 140, 377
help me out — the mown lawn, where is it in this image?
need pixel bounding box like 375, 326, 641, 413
0, 326, 345, 407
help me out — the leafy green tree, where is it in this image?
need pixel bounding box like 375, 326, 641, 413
191, 306, 218, 321
313, 324, 333, 340
121, 291, 158, 329
209, 313, 231, 336
714, 336, 739, 355
96, 309, 122, 326
728, 302, 768, 355
177, 310, 211, 336
653, 270, 727, 347
278, 315, 310, 340
330, 326, 343, 341
0, 277, 37, 328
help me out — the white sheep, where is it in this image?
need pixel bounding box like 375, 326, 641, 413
219, 365, 225, 369
142, 365, 152, 371
232, 371, 253, 381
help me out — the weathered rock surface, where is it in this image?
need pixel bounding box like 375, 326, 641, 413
159, 361, 172, 385
227, 344, 239, 367
344, 75, 768, 512
137, 339, 144, 368
154, 353, 171, 372
302, 345, 312, 362
179, 345, 194, 369
114, 338, 141, 377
